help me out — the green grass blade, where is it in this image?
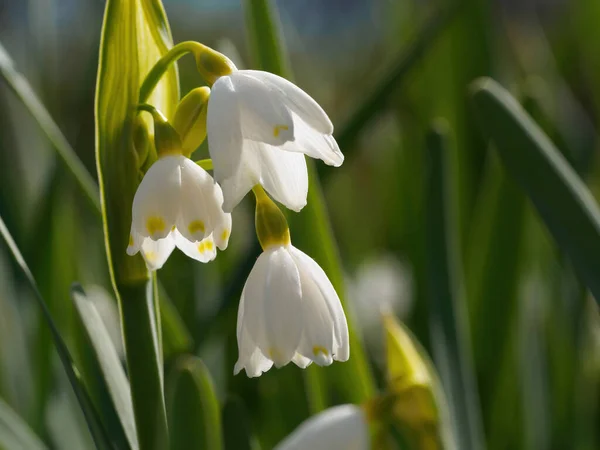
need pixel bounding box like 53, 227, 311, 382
167, 357, 223, 450
0, 41, 100, 214
425, 121, 485, 450
469, 77, 600, 305
71, 284, 139, 450
242, 0, 375, 406
0, 398, 48, 450
0, 216, 114, 450
243, 0, 290, 75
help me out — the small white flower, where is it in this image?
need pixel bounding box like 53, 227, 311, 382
127, 155, 231, 270
274, 404, 369, 450
207, 69, 344, 212
235, 243, 349, 377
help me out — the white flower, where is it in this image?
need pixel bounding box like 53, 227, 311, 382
207, 69, 344, 212
274, 404, 369, 450
234, 243, 349, 377
127, 155, 231, 270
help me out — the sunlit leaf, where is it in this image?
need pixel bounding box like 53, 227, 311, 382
71, 284, 139, 450
95, 0, 180, 448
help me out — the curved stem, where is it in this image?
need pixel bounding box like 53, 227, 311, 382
139, 41, 207, 104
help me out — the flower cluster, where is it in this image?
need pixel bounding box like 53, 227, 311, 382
128, 43, 349, 376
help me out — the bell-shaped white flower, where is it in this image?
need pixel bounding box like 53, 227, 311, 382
127, 154, 231, 270
274, 404, 369, 450
207, 69, 344, 212
234, 243, 349, 377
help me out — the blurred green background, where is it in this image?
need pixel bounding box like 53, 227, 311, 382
0, 0, 599, 448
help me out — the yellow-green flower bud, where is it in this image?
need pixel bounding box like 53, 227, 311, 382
253, 185, 291, 250
381, 313, 455, 449
138, 104, 182, 158
173, 86, 210, 156
194, 47, 235, 85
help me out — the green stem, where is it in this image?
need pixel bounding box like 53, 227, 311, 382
139, 41, 207, 104
118, 280, 168, 450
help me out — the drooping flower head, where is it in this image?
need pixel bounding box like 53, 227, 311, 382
234, 187, 349, 377
127, 106, 231, 270
207, 66, 344, 212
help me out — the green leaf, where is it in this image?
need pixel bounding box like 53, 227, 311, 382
425, 121, 485, 450
167, 356, 223, 450
243, 0, 375, 408
71, 284, 138, 450
222, 397, 259, 450
0, 398, 48, 450
95, 0, 179, 448
469, 77, 600, 305
0, 41, 100, 214
0, 216, 114, 450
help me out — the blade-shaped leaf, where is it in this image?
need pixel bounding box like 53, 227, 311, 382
95, 0, 179, 448
0, 398, 48, 450
167, 356, 223, 450
0, 216, 114, 450
469, 77, 600, 305
71, 284, 138, 450
0, 41, 100, 214
425, 121, 485, 450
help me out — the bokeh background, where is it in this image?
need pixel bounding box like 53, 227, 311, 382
0, 0, 599, 448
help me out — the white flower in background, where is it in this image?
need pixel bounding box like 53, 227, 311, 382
207, 69, 344, 212
127, 154, 231, 270
235, 243, 349, 377
274, 404, 369, 450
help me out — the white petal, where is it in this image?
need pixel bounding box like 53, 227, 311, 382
174, 231, 217, 263
219, 143, 261, 213
131, 156, 182, 240
208, 76, 244, 182
281, 114, 344, 167
140, 235, 176, 271
255, 141, 308, 212
289, 246, 349, 362
213, 212, 232, 250
262, 247, 303, 367
292, 353, 312, 369
127, 228, 143, 255
274, 405, 369, 450
244, 70, 333, 135
237, 251, 272, 367
229, 71, 294, 145
175, 158, 226, 242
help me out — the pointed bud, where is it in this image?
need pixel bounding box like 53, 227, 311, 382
173, 86, 210, 155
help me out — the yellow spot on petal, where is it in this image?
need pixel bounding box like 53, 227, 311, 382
220, 229, 230, 242
197, 241, 206, 253
313, 346, 329, 357
171, 225, 176, 232
205, 240, 214, 251
128, 235, 134, 247
269, 348, 282, 360
146, 216, 166, 236
145, 251, 157, 262
188, 220, 205, 235
273, 124, 289, 137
